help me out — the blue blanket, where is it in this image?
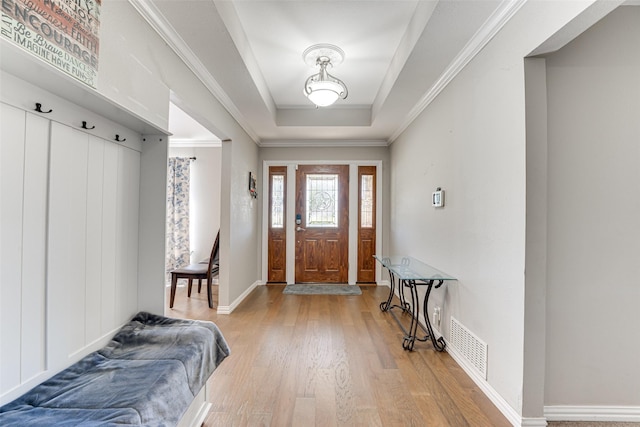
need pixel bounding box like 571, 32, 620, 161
0, 312, 230, 426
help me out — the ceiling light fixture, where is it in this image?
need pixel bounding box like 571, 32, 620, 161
303, 44, 348, 107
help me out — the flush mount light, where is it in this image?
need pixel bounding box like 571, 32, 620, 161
303, 44, 348, 107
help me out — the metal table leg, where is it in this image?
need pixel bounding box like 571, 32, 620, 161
379, 269, 410, 312
422, 280, 446, 351
402, 279, 447, 352
379, 269, 396, 311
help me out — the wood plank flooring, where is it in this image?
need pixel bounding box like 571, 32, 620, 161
165, 284, 511, 427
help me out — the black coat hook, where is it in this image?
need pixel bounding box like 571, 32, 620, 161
115, 134, 126, 142
81, 121, 95, 130
34, 103, 52, 113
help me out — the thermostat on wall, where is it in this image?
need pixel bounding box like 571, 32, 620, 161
432, 187, 444, 207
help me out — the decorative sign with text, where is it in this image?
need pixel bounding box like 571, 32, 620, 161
1, 0, 101, 88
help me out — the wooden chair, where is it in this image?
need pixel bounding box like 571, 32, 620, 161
170, 231, 219, 309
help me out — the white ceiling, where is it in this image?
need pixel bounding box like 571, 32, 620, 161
138, 0, 526, 146
168, 102, 221, 146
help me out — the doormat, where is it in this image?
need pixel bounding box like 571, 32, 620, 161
283, 284, 362, 296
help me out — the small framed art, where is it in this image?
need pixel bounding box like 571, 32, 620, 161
249, 172, 257, 198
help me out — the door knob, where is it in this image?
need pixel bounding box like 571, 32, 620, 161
296, 226, 306, 232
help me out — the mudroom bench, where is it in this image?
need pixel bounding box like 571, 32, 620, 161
0, 312, 230, 427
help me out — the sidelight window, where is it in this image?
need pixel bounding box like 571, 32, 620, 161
360, 174, 374, 228
271, 175, 284, 228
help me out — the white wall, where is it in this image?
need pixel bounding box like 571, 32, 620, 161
388, 0, 606, 421
219, 137, 260, 307
544, 6, 640, 409
169, 147, 222, 264
99, 1, 261, 310
523, 57, 548, 419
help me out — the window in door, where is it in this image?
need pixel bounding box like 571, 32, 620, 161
306, 174, 339, 227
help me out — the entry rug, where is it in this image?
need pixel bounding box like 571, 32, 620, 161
283, 284, 362, 296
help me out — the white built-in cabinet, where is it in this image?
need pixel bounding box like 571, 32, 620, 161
0, 69, 167, 404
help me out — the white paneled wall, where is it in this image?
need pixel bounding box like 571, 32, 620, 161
0, 72, 161, 404
1, 105, 50, 394
86, 136, 107, 342
20, 113, 49, 383
1, 103, 24, 391
47, 122, 90, 367
117, 147, 141, 321
44, 123, 141, 372
101, 142, 119, 334
2, 105, 30, 392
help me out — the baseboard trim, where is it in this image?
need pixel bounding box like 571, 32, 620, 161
545, 405, 640, 422
386, 285, 523, 426
446, 343, 523, 426
520, 418, 548, 427
216, 280, 261, 314
369, 284, 640, 426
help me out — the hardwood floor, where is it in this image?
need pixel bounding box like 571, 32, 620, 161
165, 284, 511, 427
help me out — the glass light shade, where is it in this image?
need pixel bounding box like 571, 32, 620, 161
305, 81, 345, 107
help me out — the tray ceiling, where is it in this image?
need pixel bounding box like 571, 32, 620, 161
133, 0, 524, 146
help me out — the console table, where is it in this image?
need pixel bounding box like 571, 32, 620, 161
374, 255, 456, 351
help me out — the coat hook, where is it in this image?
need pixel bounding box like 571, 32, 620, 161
34, 103, 52, 113
115, 134, 126, 142
81, 121, 95, 130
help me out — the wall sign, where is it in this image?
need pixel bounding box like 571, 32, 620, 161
1, 0, 101, 88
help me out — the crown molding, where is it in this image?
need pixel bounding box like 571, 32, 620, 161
128, 0, 261, 144
130, 0, 526, 146
389, 0, 528, 143
259, 139, 389, 148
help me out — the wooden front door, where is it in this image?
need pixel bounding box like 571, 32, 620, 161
295, 165, 349, 283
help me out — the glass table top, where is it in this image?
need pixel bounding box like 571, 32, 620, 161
374, 255, 456, 281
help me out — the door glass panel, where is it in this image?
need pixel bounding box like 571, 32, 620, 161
360, 174, 373, 228
306, 174, 338, 227
271, 175, 284, 228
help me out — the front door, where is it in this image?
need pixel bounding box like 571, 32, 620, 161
295, 165, 349, 283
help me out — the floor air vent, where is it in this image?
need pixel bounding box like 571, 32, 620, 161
450, 317, 488, 380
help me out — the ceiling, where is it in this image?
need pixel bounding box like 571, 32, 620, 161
168, 102, 222, 147
136, 0, 527, 146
